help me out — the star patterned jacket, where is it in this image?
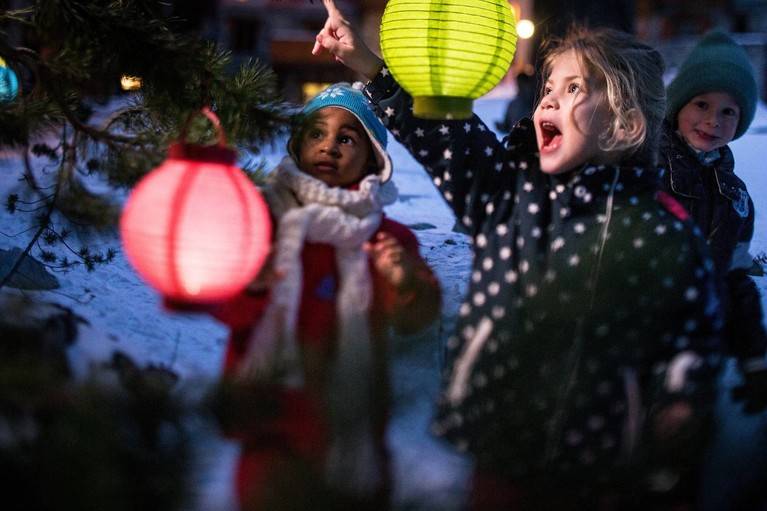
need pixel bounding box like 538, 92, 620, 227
661, 127, 767, 365
364, 69, 722, 482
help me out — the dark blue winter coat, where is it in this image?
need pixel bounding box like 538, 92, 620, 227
364, 69, 722, 484
660, 126, 767, 364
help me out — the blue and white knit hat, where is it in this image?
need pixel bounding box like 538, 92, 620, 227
290, 82, 393, 183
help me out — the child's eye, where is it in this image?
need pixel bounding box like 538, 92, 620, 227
308, 129, 323, 139
693, 100, 708, 110
722, 107, 738, 117
543, 86, 552, 96
567, 83, 580, 94
338, 135, 355, 145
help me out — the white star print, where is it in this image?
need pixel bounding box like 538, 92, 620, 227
464, 123, 472, 132
484, 146, 493, 157
439, 125, 450, 135
380, 67, 389, 77
384, 106, 395, 117
415, 128, 425, 137
443, 148, 453, 160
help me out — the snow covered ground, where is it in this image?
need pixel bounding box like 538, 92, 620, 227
1, 96, 766, 511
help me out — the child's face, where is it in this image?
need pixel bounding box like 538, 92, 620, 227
298, 107, 373, 187
677, 92, 740, 152
533, 50, 612, 174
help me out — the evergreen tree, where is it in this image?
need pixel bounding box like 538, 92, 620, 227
0, 0, 291, 286
0, 3, 297, 509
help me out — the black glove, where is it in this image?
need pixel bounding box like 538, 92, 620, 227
732, 366, 767, 414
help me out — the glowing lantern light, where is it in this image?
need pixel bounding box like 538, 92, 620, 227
380, 0, 517, 119
0, 57, 19, 103
120, 75, 143, 91
517, 19, 535, 40
120, 108, 272, 303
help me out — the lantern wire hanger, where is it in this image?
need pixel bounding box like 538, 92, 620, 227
119, 102, 273, 303
171, 106, 237, 164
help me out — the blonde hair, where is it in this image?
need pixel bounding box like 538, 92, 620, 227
539, 26, 666, 166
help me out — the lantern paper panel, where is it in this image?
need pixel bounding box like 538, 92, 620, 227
380, 0, 517, 119
120, 156, 271, 303
0, 57, 20, 103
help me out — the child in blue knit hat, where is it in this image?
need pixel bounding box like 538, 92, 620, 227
210, 83, 440, 509
661, 32, 767, 416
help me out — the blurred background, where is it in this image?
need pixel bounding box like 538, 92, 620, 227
3, 0, 765, 104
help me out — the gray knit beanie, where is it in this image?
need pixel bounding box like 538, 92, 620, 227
666, 31, 757, 140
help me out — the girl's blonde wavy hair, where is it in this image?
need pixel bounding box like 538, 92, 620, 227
538, 26, 666, 166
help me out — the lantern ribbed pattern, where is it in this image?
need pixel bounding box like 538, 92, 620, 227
0, 57, 19, 103
120, 148, 271, 303
380, 0, 517, 119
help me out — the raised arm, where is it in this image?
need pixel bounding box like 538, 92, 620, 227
312, 0, 384, 80
312, 1, 528, 236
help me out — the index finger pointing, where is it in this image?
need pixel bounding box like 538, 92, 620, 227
322, 0, 340, 15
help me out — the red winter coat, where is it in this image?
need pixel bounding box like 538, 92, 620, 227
211, 216, 440, 508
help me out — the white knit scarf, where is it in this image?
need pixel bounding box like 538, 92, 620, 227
237, 156, 398, 495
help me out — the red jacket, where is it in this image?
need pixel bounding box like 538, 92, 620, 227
210, 216, 440, 503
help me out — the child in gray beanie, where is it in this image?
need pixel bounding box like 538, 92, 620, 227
661, 31, 767, 415
657, 32, 767, 511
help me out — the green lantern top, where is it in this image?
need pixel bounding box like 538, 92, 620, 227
380, 0, 518, 119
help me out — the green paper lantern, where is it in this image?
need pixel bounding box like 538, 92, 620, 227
380, 0, 517, 119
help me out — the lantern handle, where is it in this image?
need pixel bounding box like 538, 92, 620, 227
179, 106, 228, 147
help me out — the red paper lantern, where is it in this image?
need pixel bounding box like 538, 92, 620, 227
120, 108, 272, 303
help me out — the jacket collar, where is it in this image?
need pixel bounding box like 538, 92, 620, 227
550, 163, 661, 214
663, 126, 736, 200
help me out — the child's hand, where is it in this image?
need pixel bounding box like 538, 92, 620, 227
365, 232, 414, 292
312, 0, 384, 80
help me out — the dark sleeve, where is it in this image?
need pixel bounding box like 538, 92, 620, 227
209, 291, 270, 330
364, 67, 531, 237
374, 219, 441, 335
723, 194, 767, 363
724, 269, 767, 361
650, 196, 723, 406
162, 291, 268, 329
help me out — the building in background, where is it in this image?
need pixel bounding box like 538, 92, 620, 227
2, 0, 766, 102
209, 0, 767, 102
215, 0, 366, 102
635, 0, 767, 99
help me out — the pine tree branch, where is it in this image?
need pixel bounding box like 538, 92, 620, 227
0, 178, 60, 291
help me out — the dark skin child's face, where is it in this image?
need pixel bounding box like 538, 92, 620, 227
298, 107, 374, 187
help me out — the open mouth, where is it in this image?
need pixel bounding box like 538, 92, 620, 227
539, 121, 562, 152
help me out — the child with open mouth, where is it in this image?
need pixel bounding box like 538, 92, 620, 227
314, 2, 723, 509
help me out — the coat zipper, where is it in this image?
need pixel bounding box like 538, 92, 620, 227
544, 169, 620, 465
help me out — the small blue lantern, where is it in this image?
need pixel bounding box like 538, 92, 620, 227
0, 57, 20, 103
